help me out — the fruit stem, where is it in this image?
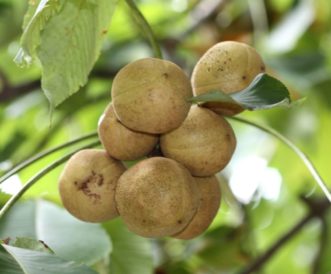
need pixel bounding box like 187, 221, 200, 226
0, 132, 98, 185
124, 0, 163, 59
229, 116, 331, 203
0, 140, 100, 219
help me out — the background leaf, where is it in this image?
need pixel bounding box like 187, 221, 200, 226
10, 237, 53, 254
0, 200, 111, 266
103, 219, 154, 274
2, 244, 97, 274
0, 247, 23, 274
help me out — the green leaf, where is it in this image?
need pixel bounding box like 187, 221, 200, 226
197, 226, 251, 269
2, 244, 97, 274
231, 74, 291, 109
0, 200, 111, 266
10, 238, 53, 254
15, 0, 63, 65
22, 0, 42, 30
0, 249, 23, 274
189, 73, 292, 111
16, 0, 117, 107
103, 219, 154, 274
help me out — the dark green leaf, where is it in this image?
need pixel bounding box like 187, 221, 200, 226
231, 74, 291, 109
0, 249, 23, 274
189, 73, 292, 111
197, 226, 251, 269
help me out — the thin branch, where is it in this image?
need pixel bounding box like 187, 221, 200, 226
0, 132, 98, 185
0, 140, 100, 219
162, 0, 227, 52
183, 0, 227, 38
0, 79, 41, 102
312, 216, 328, 274
229, 116, 331, 202
237, 199, 330, 274
247, 0, 269, 43
0, 68, 116, 103
124, 0, 163, 59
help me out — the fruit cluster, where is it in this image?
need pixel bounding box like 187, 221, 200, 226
59, 41, 265, 239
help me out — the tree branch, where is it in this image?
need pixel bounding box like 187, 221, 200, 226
0, 68, 117, 103
312, 216, 328, 274
0, 79, 41, 102
162, 0, 227, 51
183, 0, 228, 38
237, 198, 330, 274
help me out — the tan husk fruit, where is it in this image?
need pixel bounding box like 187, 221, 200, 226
98, 103, 158, 160
191, 41, 266, 115
112, 57, 192, 134
115, 157, 200, 237
160, 105, 236, 176
174, 175, 221, 239
59, 149, 126, 223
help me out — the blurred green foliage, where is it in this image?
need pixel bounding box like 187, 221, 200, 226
0, 0, 331, 273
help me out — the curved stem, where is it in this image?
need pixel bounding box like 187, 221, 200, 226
0, 132, 98, 185
0, 140, 100, 219
124, 0, 163, 59
228, 116, 331, 202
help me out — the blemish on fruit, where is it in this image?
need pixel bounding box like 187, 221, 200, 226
76, 172, 104, 201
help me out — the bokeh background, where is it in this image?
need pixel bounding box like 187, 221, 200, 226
0, 0, 331, 273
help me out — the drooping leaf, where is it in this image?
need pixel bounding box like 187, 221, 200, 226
15, 0, 63, 65
189, 73, 292, 111
15, 0, 117, 107
22, 0, 42, 30
103, 219, 154, 274
2, 244, 97, 274
0, 200, 111, 266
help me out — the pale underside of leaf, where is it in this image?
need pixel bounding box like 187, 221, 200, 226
2, 245, 97, 274
0, 200, 111, 266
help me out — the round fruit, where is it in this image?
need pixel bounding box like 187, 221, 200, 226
115, 157, 199, 237
160, 105, 236, 176
59, 149, 126, 222
112, 57, 192, 134
98, 103, 158, 160
174, 175, 221, 239
191, 41, 265, 115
